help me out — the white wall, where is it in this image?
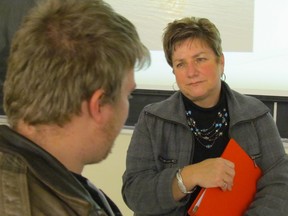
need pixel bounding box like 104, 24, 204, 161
105, 0, 254, 52
83, 130, 134, 216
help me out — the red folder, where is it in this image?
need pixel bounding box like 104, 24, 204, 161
188, 139, 262, 216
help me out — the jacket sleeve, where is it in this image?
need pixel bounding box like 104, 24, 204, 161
239, 113, 288, 216
122, 108, 188, 215
0, 152, 32, 216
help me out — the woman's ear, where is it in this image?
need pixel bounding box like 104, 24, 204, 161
219, 54, 225, 76
220, 54, 225, 68
88, 89, 105, 122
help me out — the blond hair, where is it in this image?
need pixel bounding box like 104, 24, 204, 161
4, 0, 150, 127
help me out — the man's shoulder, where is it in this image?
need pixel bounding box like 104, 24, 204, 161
0, 150, 31, 216
0, 126, 28, 166
0, 149, 27, 173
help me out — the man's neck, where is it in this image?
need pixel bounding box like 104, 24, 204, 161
15, 120, 85, 174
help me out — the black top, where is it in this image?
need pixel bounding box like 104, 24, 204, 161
181, 84, 230, 212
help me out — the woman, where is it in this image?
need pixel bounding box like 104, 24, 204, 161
122, 17, 288, 215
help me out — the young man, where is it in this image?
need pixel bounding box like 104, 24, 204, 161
0, 0, 150, 215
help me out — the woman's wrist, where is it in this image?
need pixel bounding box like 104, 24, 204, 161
176, 168, 197, 194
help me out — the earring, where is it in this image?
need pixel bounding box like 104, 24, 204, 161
221, 72, 226, 81
172, 82, 179, 91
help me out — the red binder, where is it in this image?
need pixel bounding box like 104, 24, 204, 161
188, 139, 262, 216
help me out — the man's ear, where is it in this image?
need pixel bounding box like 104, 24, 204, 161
88, 89, 105, 122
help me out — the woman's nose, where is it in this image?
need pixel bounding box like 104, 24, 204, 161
186, 63, 199, 77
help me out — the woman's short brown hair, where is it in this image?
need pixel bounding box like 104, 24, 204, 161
162, 17, 222, 67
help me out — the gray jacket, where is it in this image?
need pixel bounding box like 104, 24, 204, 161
122, 82, 288, 216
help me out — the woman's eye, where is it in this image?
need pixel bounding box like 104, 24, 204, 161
176, 62, 184, 68
196, 58, 207, 63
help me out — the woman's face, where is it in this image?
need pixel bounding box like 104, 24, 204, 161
172, 38, 224, 108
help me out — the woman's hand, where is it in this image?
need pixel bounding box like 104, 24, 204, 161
185, 158, 235, 191
173, 158, 235, 201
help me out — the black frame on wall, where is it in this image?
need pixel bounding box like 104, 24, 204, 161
125, 89, 288, 138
